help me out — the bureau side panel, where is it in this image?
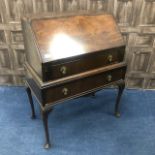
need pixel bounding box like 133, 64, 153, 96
22, 19, 42, 78
26, 79, 43, 104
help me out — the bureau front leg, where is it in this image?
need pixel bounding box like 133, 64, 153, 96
115, 80, 125, 118
41, 108, 53, 149
26, 87, 36, 119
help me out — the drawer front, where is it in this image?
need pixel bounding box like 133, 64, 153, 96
43, 65, 126, 105
43, 46, 125, 81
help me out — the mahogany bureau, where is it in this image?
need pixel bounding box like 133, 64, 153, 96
22, 12, 127, 149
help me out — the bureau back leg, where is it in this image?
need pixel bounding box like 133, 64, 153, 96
26, 87, 36, 119
91, 92, 96, 98
115, 80, 125, 118
41, 108, 53, 149
83, 92, 96, 98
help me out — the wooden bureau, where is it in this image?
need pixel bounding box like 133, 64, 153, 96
22, 12, 127, 149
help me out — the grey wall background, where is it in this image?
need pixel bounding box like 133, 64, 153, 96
0, 0, 155, 88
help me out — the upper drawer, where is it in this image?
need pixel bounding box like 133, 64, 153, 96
42, 46, 125, 82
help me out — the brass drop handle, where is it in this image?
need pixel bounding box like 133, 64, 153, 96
107, 55, 113, 62
107, 75, 112, 82
60, 66, 67, 75
62, 88, 68, 95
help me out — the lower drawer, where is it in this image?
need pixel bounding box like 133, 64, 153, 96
43, 65, 126, 105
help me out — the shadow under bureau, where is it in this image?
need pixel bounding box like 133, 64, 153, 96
22, 12, 127, 149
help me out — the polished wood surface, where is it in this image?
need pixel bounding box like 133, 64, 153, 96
25, 62, 127, 88
44, 65, 126, 104
26, 61, 127, 107
42, 46, 125, 81
31, 14, 124, 62
26, 64, 126, 106
22, 13, 125, 82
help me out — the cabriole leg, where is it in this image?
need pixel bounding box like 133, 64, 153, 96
42, 108, 53, 149
26, 87, 36, 119
115, 80, 125, 118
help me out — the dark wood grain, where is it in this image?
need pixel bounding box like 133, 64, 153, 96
26, 63, 127, 107
43, 46, 125, 81
22, 13, 125, 82
25, 62, 127, 88
43, 65, 126, 105
31, 14, 125, 62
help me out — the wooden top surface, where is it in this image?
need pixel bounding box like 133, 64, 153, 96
31, 14, 124, 62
